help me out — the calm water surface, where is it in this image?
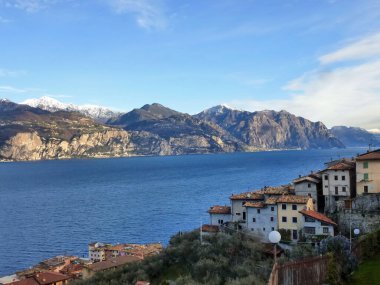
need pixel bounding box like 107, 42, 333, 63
0, 149, 364, 275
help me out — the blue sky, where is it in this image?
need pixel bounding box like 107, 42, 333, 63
1, 0, 380, 129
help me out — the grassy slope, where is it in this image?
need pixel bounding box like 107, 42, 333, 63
345, 255, 380, 285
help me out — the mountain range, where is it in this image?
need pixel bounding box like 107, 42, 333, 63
0, 96, 373, 161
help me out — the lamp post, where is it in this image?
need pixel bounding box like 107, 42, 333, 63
269, 230, 281, 264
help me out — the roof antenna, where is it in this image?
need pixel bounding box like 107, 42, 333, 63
369, 143, 372, 152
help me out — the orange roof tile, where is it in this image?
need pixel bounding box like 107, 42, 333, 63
230, 192, 264, 200
255, 185, 294, 195
265, 197, 279, 205
293, 175, 320, 184
201, 225, 220, 233
244, 201, 265, 208
299, 210, 337, 226
277, 195, 310, 204
327, 162, 355, 170
207, 205, 231, 214
356, 149, 380, 160
88, 256, 141, 272
34, 272, 70, 285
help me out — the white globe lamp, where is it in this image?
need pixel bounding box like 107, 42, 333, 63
269, 231, 281, 264
354, 228, 360, 235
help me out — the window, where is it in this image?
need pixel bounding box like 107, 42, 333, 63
263, 228, 266, 231
305, 216, 315, 222
271, 206, 275, 212
304, 227, 316, 234
251, 228, 254, 231
282, 216, 287, 222
257, 209, 261, 214
342, 175, 346, 181
292, 205, 297, 210
323, 227, 329, 234
308, 183, 311, 188
270, 217, 274, 222
243, 212, 246, 220
364, 173, 369, 180
364, 185, 368, 193
324, 175, 328, 180
292, 217, 297, 223
363, 161, 368, 169
342, 187, 346, 192
236, 212, 241, 216
334, 175, 338, 180
272, 227, 275, 231
335, 186, 338, 195
252, 218, 256, 222
282, 204, 286, 210
335, 196, 339, 201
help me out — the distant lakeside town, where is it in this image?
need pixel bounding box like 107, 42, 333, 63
1, 148, 380, 285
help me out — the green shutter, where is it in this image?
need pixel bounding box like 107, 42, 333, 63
363, 161, 368, 168
364, 173, 369, 180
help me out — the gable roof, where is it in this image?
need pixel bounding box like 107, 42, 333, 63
277, 195, 310, 204
299, 210, 337, 226
230, 192, 264, 200
34, 272, 70, 285
87, 255, 141, 272
293, 175, 320, 184
264, 197, 279, 205
207, 205, 231, 214
244, 201, 265, 208
356, 149, 380, 161
255, 185, 294, 195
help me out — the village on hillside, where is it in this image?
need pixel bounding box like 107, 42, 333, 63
204, 148, 380, 244
1, 149, 380, 285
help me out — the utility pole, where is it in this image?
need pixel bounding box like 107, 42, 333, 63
200, 218, 203, 245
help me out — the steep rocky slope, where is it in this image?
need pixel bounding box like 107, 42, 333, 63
330, 126, 379, 147
0, 100, 132, 161
196, 105, 344, 149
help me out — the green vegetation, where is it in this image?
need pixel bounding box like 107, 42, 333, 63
345, 255, 380, 285
74, 231, 273, 285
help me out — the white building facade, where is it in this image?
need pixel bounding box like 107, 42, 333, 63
245, 201, 278, 241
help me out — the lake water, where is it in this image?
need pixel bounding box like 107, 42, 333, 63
0, 148, 364, 275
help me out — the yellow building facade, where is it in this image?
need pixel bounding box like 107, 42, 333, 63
356, 149, 380, 195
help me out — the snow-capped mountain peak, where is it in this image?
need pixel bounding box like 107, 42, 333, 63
21, 96, 120, 123
202, 104, 234, 115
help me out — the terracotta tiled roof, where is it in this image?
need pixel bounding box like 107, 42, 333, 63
201, 224, 220, 233
8, 279, 39, 285
277, 195, 310, 204
255, 185, 295, 195
299, 210, 337, 226
230, 192, 264, 200
293, 175, 320, 184
34, 272, 70, 285
326, 162, 355, 171
356, 149, 380, 160
265, 197, 279, 205
107, 244, 125, 251
244, 201, 265, 208
207, 205, 231, 214
87, 256, 141, 272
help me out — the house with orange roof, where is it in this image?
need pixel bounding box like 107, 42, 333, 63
229, 191, 264, 225
321, 158, 356, 212
356, 149, 380, 195
277, 195, 314, 241
299, 209, 336, 237
244, 198, 278, 241
207, 205, 231, 226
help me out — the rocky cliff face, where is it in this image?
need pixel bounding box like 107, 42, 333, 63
0, 129, 131, 161
331, 126, 379, 147
196, 106, 344, 149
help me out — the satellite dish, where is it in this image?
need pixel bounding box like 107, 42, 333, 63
354, 229, 360, 235
269, 231, 281, 243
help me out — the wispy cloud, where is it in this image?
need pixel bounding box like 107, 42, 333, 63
0, 16, 11, 23
319, 32, 380, 64
0, 86, 29, 93
0, 0, 54, 13
42, 93, 72, 98
227, 32, 380, 129
105, 0, 167, 30
0, 68, 26, 77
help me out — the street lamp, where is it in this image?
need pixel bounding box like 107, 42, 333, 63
269, 230, 281, 264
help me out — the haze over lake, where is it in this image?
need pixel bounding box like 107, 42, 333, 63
0, 148, 364, 275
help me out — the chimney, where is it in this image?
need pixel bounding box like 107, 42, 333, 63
299, 175, 301, 178
310, 170, 313, 174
